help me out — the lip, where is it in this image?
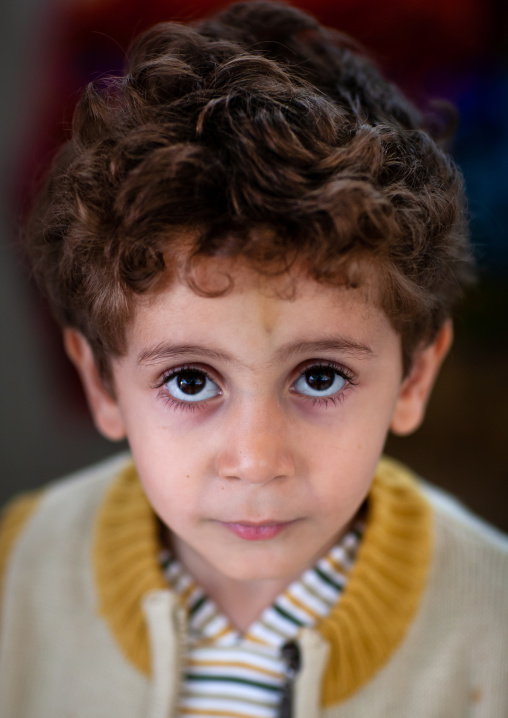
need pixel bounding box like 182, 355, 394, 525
220, 520, 295, 541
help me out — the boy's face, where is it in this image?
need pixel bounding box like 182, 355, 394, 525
69, 261, 448, 591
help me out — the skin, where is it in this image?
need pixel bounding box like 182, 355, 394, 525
65, 261, 451, 630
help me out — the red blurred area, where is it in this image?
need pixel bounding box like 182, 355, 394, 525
18, 0, 492, 212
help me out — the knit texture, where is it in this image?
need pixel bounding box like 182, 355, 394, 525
0, 490, 43, 612
318, 457, 432, 704
93, 466, 167, 674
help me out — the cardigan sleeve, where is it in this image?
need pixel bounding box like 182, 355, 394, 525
0, 491, 43, 608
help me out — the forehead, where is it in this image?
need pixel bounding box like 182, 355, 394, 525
125, 259, 395, 362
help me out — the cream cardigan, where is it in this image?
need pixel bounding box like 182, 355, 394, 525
0, 453, 507, 717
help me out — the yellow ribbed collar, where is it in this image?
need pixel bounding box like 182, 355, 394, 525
93, 456, 432, 705
318, 457, 432, 704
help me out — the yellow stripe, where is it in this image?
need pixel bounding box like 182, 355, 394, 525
242, 632, 268, 646
283, 591, 320, 621
194, 602, 230, 637
257, 617, 288, 640
300, 572, 342, 609
179, 709, 260, 717
205, 622, 234, 643
180, 580, 199, 603
187, 659, 283, 680
326, 553, 347, 576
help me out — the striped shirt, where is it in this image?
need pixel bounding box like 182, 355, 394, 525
160, 521, 364, 718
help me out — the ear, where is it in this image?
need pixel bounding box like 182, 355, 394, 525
390, 321, 453, 436
63, 329, 126, 441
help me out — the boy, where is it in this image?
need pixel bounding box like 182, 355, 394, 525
0, 1, 507, 716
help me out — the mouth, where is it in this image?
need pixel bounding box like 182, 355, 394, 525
220, 520, 296, 541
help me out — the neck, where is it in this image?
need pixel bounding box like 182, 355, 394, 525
202, 574, 291, 632
170, 533, 299, 632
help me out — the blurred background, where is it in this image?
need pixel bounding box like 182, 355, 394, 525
1, 0, 507, 530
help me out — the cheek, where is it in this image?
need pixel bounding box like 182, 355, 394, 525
135, 459, 203, 532
301, 411, 390, 512
122, 420, 206, 518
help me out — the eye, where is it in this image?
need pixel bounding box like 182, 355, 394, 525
293, 364, 348, 398
163, 368, 220, 403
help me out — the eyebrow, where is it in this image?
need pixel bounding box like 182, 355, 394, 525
137, 343, 243, 366
274, 338, 374, 363
137, 337, 374, 367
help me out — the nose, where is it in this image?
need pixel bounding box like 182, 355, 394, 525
216, 401, 296, 485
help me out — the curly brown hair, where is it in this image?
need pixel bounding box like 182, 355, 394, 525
26, 0, 474, 380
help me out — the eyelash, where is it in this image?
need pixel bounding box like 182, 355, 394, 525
293, 360, 358, 408
155, 361, 358, 412
156, 364, 219, 413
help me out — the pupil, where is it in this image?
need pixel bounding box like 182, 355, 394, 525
177, 371, 205, 395
306, 367, 334, 391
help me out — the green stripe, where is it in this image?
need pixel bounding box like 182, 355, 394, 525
259, 618, 287, 640
314, 566, 344, 592
160, 555, 173, 571
189, 594, 207, 616
185, 673, 280, 693
273, 603, 305, 627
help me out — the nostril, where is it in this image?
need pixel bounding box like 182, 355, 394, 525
216, 444, 295, 485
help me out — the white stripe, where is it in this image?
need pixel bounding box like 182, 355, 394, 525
186, 587, 205, 612
200, 612, 231, 640
182, 680, 280, 702
289, 581, 330, 616
172, 571, 196, 595
180, 695, 275, 717
303, 569, 342, 604
321, 557, 347, 586
185, 663, 281, 686
328, 535, 359, 570
164, 559, 185, 585
246, 620, 288, 647
214, 630, 241, 647
274, 593, 315, 625
260, 608, 301, 638
317, 557, 348, 588
328, 544, 351, 566
190, 599, 218, 631
190, 646, 282, 673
